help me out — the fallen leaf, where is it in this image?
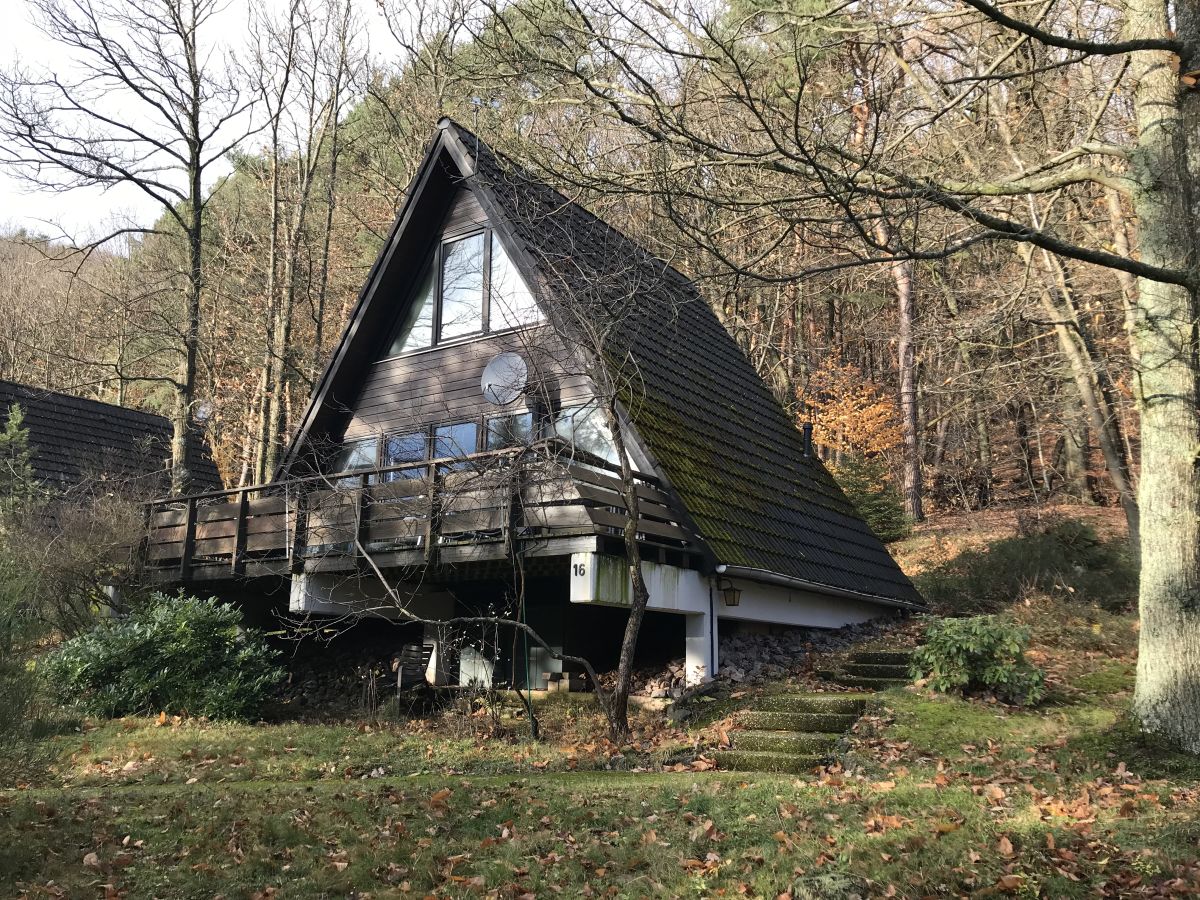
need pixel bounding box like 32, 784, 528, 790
998, 835, 1016, 858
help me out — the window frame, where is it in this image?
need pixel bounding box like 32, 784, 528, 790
377, 225, 541, 363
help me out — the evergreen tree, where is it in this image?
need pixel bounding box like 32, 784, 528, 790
0, 404, 35, 515
834, 453, 910, 543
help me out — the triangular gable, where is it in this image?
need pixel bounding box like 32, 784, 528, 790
277, 122, 660, 491
278, 125, 501, 477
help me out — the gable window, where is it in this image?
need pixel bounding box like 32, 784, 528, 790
433, 421, 479, 472
381, 227, 542, 360
489, 234, 541, 331
439, 233, 486, 339
386, 267, 435, 356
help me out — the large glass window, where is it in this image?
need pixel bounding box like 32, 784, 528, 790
433, 421, 479, 472
333, 437, 377, 486
490, 234, 541, 331
439, 233, 485, 340
486, 412, 535, 451
386, 267, 435, 356
554, 404, 619, 466
381, 431, 427, 481
379, 227, 542, 360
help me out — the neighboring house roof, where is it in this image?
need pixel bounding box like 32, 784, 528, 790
281, 120, 922, 608
0, 381, 223, 492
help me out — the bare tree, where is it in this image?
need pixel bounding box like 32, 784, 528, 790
462, 0, 1200, 752
0, 0, 259, 491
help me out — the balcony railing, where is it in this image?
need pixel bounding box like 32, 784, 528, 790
142, 440, 701, 582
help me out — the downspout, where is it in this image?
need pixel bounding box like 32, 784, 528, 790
708, 578, 717, 677
714, 564, 923, 612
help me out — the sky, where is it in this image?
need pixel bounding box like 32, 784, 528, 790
0, 0, 390, 243
0, 5, 165, 239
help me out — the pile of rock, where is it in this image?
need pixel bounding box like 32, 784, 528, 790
624, 619, 904, 697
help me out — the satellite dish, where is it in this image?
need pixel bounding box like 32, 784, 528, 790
481, 352, 528, 405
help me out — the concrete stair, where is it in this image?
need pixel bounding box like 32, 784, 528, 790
820, 647, 915, 690
713, 692, 872, 775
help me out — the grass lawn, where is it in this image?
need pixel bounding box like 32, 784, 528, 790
4, 600, 1200, 898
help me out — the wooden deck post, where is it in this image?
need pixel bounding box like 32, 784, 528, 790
231, 490, 249, 575
179, 497, 197, 582
424, 466, 439, 565
290, 490, 309, 575
355, 473, 371, 562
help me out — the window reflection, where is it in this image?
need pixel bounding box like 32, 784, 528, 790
434, 421, 479, 472
382, 431, 427, 481
333, 438, 377, 487
490, 234, 541, 330
553, 404, 619, 466
486, 413, 535, 451
387, 266, 435, 355
439, 233, 485, 340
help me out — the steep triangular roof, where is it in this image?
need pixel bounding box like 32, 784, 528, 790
280, 119, 922, 608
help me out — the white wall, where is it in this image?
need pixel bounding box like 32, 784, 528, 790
568, 552, 885, 627
568, 551, 892, 684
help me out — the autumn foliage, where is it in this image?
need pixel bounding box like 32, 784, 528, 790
798, 353, 903, 460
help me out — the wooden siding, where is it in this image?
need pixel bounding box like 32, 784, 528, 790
345, 331, 590, 442
442, 187, 486, 235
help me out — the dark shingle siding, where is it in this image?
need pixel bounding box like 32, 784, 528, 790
0, 381, 223, 493
455, 123, 922, 606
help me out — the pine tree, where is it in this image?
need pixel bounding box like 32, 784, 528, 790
0, 404, 35, 514
834, 453, 910, 543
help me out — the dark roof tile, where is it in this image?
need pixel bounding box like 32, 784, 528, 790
0, 381, 223, 493
452, 122, 921, 606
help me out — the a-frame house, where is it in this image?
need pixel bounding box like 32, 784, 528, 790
143, 119, 922, 688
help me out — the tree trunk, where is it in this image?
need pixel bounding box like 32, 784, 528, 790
604, 399, 650, 740
1128, 0, 1200, 752
171, 150, 204, 495
1057, 399, 1093, 502
1023, 243, 1141, 547
876, 223, 924, 522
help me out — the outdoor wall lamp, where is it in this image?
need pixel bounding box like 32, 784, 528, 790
718, 577, 742, 607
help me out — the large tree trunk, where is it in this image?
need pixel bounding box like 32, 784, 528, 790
1128, 0, 1200, 752
171, 159, 204, 496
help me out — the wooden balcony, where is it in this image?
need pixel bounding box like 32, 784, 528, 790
141, 442, 703, 584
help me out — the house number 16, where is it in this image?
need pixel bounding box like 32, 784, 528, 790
572, 563, 586, 577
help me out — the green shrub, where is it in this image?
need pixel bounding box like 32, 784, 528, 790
42, 593, 283, 721
833, 454, 911, 543
914, 518, 1136, 613
911, 615, 1046, 705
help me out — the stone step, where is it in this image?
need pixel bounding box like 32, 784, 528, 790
713, 750, 823, 775
841, 663, 911, 680
737, 710, 858, 733
734, 730, 839, 754
830, 675, 909, 690
853, 650, 914, 666
754, 693, 869, 716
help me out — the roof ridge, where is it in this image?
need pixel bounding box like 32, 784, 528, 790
441, 119, 697, 291
0, 379, 168, 426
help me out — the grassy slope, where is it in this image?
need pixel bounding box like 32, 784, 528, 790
4, 514, 1200, 898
